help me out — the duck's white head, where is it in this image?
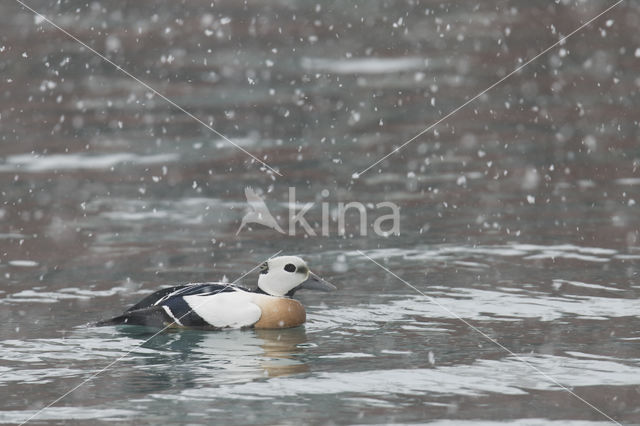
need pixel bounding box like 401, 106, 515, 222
257, 255, 336, 297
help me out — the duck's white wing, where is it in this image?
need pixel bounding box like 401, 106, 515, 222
183, 291, 262, 328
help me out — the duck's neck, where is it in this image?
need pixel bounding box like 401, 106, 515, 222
253, 286, 294, 298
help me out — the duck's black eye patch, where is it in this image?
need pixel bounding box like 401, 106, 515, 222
284, 263, 296, 273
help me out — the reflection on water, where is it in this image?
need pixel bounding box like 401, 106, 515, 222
2, 0, 640, 424
109, 326, 311, 398
128, 326, 310, 379
0, 326, 311, 423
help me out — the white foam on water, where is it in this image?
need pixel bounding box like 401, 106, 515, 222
616, 177, 640, 185
614, 254, 640, 260
301, 57, 426, 74
553, 279, 626, 292
0, 233, 27, 239
343, 396, 397, 408
318, 352, 375, 359
524, 252, 610, 263
423, 420, 609, 426
84, 197, 233, 227
101, 210, 170, 221
8, 260, 39, 267
0, 152, 178, 172
0, 407, 136, 423
564, 351, 637, 363
511, 244, 617, 256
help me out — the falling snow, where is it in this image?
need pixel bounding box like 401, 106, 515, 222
1, 1, 640, 424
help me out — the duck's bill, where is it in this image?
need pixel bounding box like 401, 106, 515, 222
298, 272, 337, 292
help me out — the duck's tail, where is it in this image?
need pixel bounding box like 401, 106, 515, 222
92, 307, 168, 328
93, 315, 127, 327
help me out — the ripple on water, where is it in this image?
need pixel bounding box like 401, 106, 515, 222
420, 421, 611, 426
307, 287, 639, 330
168, 354, 640, 400
2, 241, 637, 424
1, 286, 138, 305
351, 243, 619, 264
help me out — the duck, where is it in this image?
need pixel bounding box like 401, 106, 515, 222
95, 256, 336, 330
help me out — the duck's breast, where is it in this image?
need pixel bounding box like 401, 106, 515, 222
251, 294, 306, 329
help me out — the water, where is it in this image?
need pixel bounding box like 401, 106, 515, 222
1, 1, 640, 424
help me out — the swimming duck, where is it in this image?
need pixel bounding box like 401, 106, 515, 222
96, 256, 336, 330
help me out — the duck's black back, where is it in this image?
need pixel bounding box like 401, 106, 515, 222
95, 283, 249, 328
